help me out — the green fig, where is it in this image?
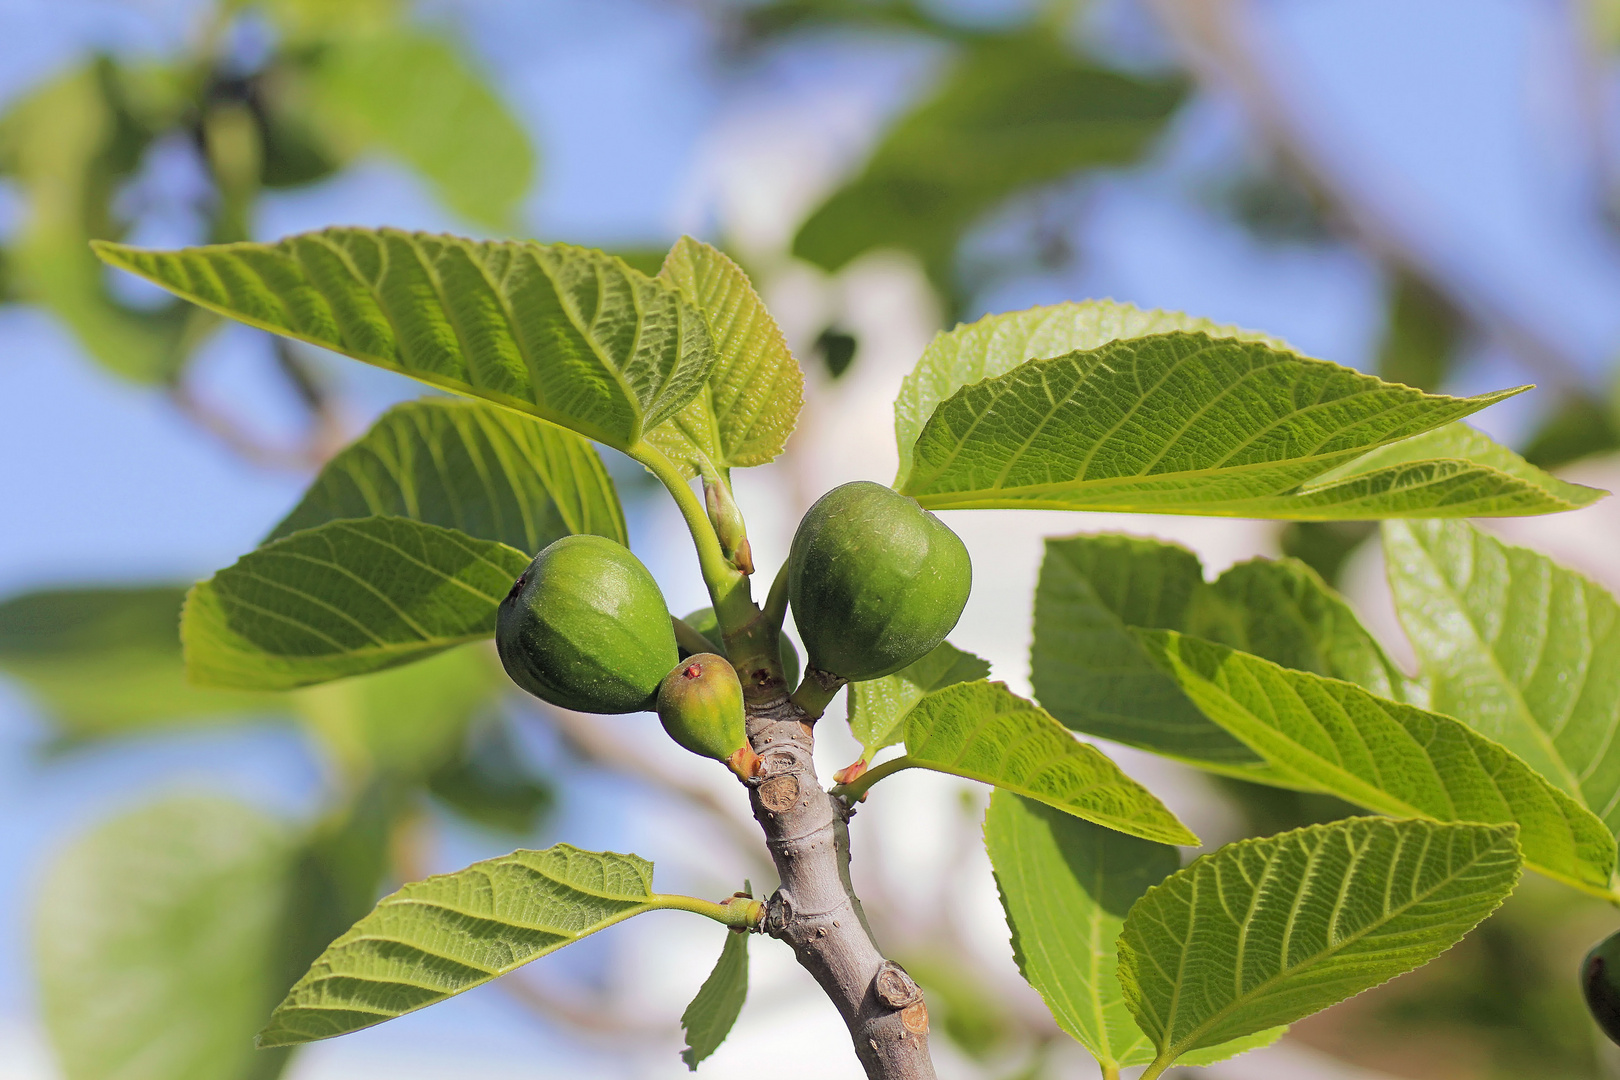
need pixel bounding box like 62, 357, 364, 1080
496, 535, 677, 714
787, 481, 971, 685
657, 653, 757, 778
1583, 930, 1620, 1044
679, 606, 801, 690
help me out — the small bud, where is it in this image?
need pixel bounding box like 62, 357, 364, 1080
705, 478, 753, 575
832, 759, 868, 786
656, 653, 752, 776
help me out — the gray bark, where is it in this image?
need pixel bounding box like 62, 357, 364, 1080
745, 694, 937, 1080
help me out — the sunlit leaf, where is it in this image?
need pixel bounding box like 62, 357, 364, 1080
1385, 519, 1620, 832
647, 237, 804, 477
93, 229, 717, 450
182, 516, 529, 690
866, 680, 1199, 846
895, 300, 1283, 482
680, 929, 749, 1069
1118, 818, 1521, 1069
845, 640, 988, 761
36, 798, 297, 1080
984, 792, 1285, 1072
899, 331, 1597, 518
260, 845, 711, 1045
268, 397, 626, 552
1139, 630, 1616, 897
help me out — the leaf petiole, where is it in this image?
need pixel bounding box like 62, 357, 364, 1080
654, 892, 765, 931
1135, 1054, 1174, 1080
830, 754, 916, 802
626, 440, 752, 630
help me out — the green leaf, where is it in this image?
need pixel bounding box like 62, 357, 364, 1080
680, 929, 750, 1070
793, 34, 1184, 296
1030, 533, 1403, 774
36, 798, 298, 1080
1118, 817, 1522, 1069
1385, 519, 1620, 833
895, 300, 1285, 483
984, 791, 1286, 1072
897, 330, 1595, 518
293, 643, 504, 779
1197, 557, 1410, 703
0, 63, 203, 383
1138, 630, 1616, 898
92, 228, 718, 450
1263, 422, 1605, 518
845, 640, 989, 761
182, 516, 530, 690
646, 237, 805, 478
259, 845, 722, 1045
306, 29, 534, 229
268, 397, 626, 552
0, 586, 278, 739
872, 680, 1199, 847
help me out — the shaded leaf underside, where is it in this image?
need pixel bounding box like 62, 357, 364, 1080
268, 396, 626, 552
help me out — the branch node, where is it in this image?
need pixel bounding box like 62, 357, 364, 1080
765, 890, 794, 936
873, 962, 924, 1010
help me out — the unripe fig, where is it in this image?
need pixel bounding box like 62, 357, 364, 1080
1583, 930, 1620, 1044
496, 535, 677, 714
787, 481, 971, 683
679, 606, 800, 690
656, 653, 758, 779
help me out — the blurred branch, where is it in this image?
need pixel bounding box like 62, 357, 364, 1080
166, 335, 348, 470
496, 970, 667, 1040
536, 704, 776, 884
1146, 0, 1588, 389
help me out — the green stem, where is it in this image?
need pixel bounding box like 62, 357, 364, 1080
1136, 1053, 1175, 1080
1100, 1065, 1121, 1080
627, 441, 752, 630
671, 615, 720, 656
652, 893, 764, 930
830, 754, 917, 801
761, 560, 791, 634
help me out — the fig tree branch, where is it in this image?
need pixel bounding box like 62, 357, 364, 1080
746, 694, 938, 1079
